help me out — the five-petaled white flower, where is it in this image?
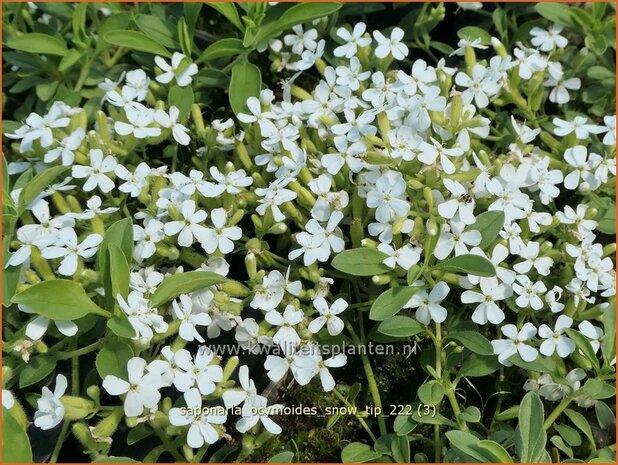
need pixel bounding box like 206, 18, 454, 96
155, 52, 198, 87
491, 323, 539, 366
308, 297, 347, 336
34, 374, 67, 430
405, 281, 450, 325
72, 149, 118, 193
41, 228, 102, 276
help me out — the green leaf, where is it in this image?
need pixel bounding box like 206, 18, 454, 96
104, 30, 171, 57
460, 406, 481, 423
134, 14, 178, 49
550, 435, 574, 459
2, 406, 33, 462
477, 440, 513, 463
418, 381, 445, 405
369, 286, 420, 321
59, 49, 82, 72
446, 430, 493, 462
2, 153, 9, 193
332, 248, 391, 276
12, 280, 110, 319
178, 17, 192, 57
99, 218, 133, 310
19, 356, 56, 388
341, 442, 381, 463
457, 26, 492, 46
149, 271, 227, 308
6, 33, 68, 56
268, 452, 295, 463
229, 59, 262, 116
197, 38, 245, 63
127, 424, 153, 446
390, 435, 410, 463
184, 3, 202, 37
252, 3, 342, 46
168, 85, 194, 116
107, 311, 136, 339
564, 328, 600, 373
601, 303, 616, 366
460, 353, 500, 377
377, 315, 424, 338
514, 391, 546, 463
594, 401, 615, 430
564, 409, 595, 446
589, 196, 616, 234
433, 254, 496, 277
447, 331, 493, 356
582, 379, 614, 400
205, 2, 244, 31
554, 424, 582, 447
18, 165, 68, 213
534, 3, 576, 28
96, 340, 133, 379
468, 211, 505, 249
108, 244, 129, 302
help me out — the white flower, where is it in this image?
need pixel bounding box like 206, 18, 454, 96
155, 52, 198, 87
70, 195, 118, 220
316, 354, 347, 392
163, 200, 210, 247
450, 38, 488, 57
373, 27, 408, 60
366, 171, 410, 223
334, 23, 371, 58
114, 102, 161, 139
236, 395, 282, 434
117, 291, 168, 342
5, 226, 56, 268
169, 388, 226, 448
103, 358, 162, 417
41, 228, 102, 276
209, 166, 253, 194
288, 230, 330, 266
71, 149, 117, 193
530, 24, 567, 51
437, 179, 476, 225
491, 323, 538, 366
133, 219, 165, 261
513, 241, 553, 276
6, 103, 70, 153
266, 305, 304, 350
255, 179, 297, 222
405, 281, 450, 325
34, 374, 67, 430
434, 221, 481, 259
284, 24, 318, 55
2, 390, 15, 409
602, 115, 616, 145
116, 162, 151, 197
44, 128, 85, 165
545, 76, 580, 104
174, 347, 223, 395
222, 365, 261, 416
552, 116, 606, 139
147, 346, 186, 388
172, 294, 212, 343
578, 321, 604, 353
563, 145, 603, 190
455, 63, 499, 108
378, 243, 421, 270
511, 116, 540, 144
538, 315, 575, 357
537, 369, 585, 402
512, 275, 547, 310
461, 277, 512, 325
308, 297, 347, 336
202, 208, 242, 254
154, 106, 190, 145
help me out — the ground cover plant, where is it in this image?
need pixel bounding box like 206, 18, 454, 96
1, 1, 616, 463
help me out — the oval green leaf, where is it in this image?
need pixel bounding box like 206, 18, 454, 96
103, 30, 171, 57
369, 286, 420, 321
377, 315, 424, 338
229, 59, 262, 116
433, 254, 496, 277
331, 248, 391, 277
149, 271, 227, 308
7, 33, 67, 56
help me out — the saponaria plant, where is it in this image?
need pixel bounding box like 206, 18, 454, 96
1, 1, 616, 464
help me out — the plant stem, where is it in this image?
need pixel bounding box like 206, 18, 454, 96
56, 340, 103, 360
154, 429, 185, 462
333, 388, 377, 442
345, 321, 387, 436
50, 421, 70, 463
445, 386, 468, 431
544, 392, 577, 430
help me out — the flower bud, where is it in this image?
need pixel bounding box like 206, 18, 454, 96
60, 396, 94, 420
603, 243, 616, 256
491, 37, 507, 58
72, 422, 98, 452
219, 280, 250, 297
183, 445, 195, 461
125, 416, 139, 428
372, 274, 391, 286
426, 217, 439, 237
222, 356, 240, 382
268, 222, 288, 235
34, 341, 48, 353
86, 385, 100, 403
245, 252, 257, 280
360, 239, 378, 248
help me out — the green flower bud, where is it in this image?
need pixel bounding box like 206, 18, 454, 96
219, 280, 250, 297
126, 416, 139, 428
34, 341, 48, 353
150, 410, 170, 430
66, 195, 83, 213
72, 422, 98, 452
61, 396, 95, 420
360, 238, 378, 248
245, 252, 257, 280
603, 243, 616, 256
86, 385, 100, 404
222, 356, 240, 382
372, 274, 391, 285
183, 445, 195, 461
426, 217, 439, 237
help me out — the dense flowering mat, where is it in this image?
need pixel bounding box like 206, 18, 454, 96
1, 2, 616, 463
